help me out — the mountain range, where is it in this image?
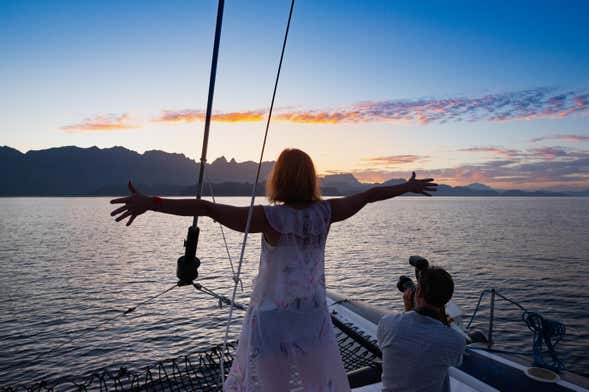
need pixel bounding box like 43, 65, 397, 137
1, 146, 587, 197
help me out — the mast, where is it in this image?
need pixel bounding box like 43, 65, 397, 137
177, 0, 225, 284
194, 0, 225, 213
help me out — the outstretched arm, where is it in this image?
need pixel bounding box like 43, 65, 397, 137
110, 181, 269, 233
329, 172, 437, 223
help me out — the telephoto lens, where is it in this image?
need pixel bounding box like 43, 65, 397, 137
397, 275, 416, 292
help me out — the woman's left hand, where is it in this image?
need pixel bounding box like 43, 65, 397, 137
110, 181, 152, 226
405, 172, 438, 196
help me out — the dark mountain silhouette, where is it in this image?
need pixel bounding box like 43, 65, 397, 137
0, 145, 577, 197
0, 145, 272, 196
321, 173, 363, 192
467, 183, 494, 191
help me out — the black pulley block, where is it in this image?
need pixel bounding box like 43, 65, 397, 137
177, 255, 200, 284
177, 225, 201, 284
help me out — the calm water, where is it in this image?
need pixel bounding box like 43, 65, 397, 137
1, 197, 588, 388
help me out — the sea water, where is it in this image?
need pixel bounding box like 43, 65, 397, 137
1, 196, 588, 386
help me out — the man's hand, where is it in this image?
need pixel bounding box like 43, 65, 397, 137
403, 288, 415, 311
110, 181, 152, 226
405, 172, 437, 196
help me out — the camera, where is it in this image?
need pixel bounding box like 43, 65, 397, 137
396, 255, 430, 293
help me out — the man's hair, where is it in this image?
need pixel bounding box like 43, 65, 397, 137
417, 266, 454, 307
266, 148, 321, 204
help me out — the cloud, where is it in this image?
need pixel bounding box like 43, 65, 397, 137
362, 155, 429, 166
274, 111, 352, 124
64, 88, 589, 131
457, 147, 522, 158
529, 146, 570, 161
61, 114, 139, 132
153, 110, 264, 123
530, 134, 589, 143
273, 88, 589, 125
458, 145, 583, 162
153, 110, 203, 123
214, 111, 265, 122
145, 88, 589, 127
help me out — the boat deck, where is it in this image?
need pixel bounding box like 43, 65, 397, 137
3, 291, 587, 391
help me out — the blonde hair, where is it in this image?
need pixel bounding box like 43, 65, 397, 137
266, 148, 321, 204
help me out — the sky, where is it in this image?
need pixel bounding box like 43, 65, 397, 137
1, 0, 588, 190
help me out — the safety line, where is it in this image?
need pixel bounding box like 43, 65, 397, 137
31, 284, 177, 362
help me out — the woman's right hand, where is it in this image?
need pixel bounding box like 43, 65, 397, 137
110, 181, 152, 226
405, 172, 437, 196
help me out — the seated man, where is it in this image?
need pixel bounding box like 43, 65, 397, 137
377, 266, 465, 392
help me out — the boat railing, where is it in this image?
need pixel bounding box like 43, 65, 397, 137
465, 288, 566, 372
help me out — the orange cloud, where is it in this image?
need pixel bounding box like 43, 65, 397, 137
153, 110, 264, 124
61, 114, 140, 132
213, 111, 265, 122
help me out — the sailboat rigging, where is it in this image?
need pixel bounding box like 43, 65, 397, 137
176, 0, 226, 285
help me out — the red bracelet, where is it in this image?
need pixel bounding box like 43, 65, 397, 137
152, 196, 163, 210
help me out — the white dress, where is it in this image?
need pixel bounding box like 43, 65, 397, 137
224, 201, 350, 391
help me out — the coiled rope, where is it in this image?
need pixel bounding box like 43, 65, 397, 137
466, 289, 567, 372
523, 310, 566, 371
219, 0, 296, 383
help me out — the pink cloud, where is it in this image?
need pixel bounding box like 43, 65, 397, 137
457, 147, 522, 159
153, 110, 204, 123
362, 155, 429, 166
529, 146, 569, 161
530, 134, 589, 143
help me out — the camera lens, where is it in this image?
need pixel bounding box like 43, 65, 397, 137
397, 275, 415, 292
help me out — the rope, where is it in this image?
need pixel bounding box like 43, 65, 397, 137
193, 282, 248, 311
28, 277, 245, 373
205, 177, 243, 292
219, 0, 296, 384
31, 283, 177, 362
523, 311, 566, 371
465, 289, 567, 372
